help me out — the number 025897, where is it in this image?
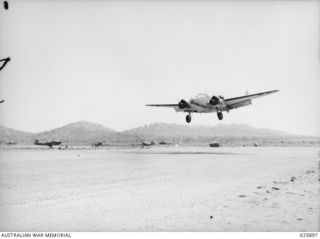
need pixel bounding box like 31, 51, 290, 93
300, 233, 318, 238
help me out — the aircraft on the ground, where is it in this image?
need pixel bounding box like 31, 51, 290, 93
34, 139, 62, 148
146, 90, 278, 123
132, 140, 156, 148
141, 141, 152, 148
91, 141, 105, 147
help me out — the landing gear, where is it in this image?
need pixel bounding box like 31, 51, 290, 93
217, 112, 223, 120
186, 113, 191, 123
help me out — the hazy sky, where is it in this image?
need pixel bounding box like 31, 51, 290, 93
0, 1, 319, 136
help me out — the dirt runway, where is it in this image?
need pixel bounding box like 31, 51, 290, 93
0, 147, 318, 231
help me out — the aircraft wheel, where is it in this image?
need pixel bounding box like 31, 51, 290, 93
186, 114, 191, 123
217, 112, 223, 120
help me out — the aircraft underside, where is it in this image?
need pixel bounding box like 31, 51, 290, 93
182, 109, 224, 123
174, 103, 227, 123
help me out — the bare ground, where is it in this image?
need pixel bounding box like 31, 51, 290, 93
0, 147, 319, 231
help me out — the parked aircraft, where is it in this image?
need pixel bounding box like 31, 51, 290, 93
141, 141, 152, 148
92, 141, 104, 147
34, 139, 62, 148
146, 90, 278, 123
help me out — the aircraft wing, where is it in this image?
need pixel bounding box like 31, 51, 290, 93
145, 104, 179, 107
225, 90, 278, 107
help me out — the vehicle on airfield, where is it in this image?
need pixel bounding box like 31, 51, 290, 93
146, 90, 278, 123
209, 141, 220, 147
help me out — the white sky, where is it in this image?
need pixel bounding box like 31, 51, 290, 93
0, 1, 319, 136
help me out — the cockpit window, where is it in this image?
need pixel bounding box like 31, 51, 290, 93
196, 93, 209, 98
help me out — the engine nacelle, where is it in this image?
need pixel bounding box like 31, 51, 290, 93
209, 96, 221, 106
178, 99, 189, 109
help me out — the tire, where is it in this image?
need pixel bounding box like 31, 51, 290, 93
217, 112, 223, 120
186, 115, 191, 123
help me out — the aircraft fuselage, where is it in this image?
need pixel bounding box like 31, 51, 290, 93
174, 94, 227, 113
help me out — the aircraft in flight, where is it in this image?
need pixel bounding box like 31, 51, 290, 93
0, 57, 11, 104
146, 90, 278, 123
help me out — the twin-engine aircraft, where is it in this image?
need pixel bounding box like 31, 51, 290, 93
146, 90, 278, 123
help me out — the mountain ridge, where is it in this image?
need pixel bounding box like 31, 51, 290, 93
34, 121, 116, 144
122, 122, 294, 138
0, 121, 315, 145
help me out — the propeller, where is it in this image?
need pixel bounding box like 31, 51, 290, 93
209, 96, 220, 106
178, 99, 189, 109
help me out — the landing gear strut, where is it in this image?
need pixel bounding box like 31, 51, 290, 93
186, 113, 191, 123
217, 112, 223, 120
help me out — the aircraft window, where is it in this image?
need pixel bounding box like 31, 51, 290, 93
196, 93, 209, 98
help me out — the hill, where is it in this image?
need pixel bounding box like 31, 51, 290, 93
0, 121, 317, 146
121, 122, 307, 145
123, 122, 292, 139
0, 125, 34, 143
34, 121, 116, 144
